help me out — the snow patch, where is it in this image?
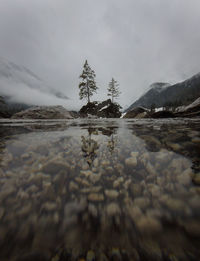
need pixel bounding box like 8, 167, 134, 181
155, 107, 164, 112
121, 112, 126, 118
99, 105, 109, 111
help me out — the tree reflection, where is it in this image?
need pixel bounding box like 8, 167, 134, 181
107, 134, 116, 153
81, 127, 99, 166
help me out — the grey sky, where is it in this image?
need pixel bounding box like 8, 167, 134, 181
0, 0, 200, 110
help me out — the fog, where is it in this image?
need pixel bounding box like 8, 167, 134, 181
0, 0, 200, 110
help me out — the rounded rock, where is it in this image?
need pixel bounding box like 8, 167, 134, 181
88, 193, 104, 202
86, 250, 95, 261
125, 157, 137, 167
106, 203, 121, 216
135, 216, 162, 234
105, 189, 119, 199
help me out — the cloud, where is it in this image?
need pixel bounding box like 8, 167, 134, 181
0, 80, 77, 110
0, 0, 200, 109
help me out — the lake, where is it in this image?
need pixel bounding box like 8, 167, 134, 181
0, 118, 200, 261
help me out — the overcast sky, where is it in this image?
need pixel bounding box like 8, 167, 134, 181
0, 0, 200, 110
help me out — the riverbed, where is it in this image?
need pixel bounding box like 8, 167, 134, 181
0, 118, 200, 261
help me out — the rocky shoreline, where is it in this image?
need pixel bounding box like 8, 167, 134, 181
124, 97, 200, 119
0, 96, 200, 120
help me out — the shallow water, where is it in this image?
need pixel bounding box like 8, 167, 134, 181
0, 118, 200, 261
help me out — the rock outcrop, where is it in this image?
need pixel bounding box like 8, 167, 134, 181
175, 97, 200, 117
123, 107, 176, 119
123, 107, 148, 118
80, 99, 122, 118
150, 111, 175, 118
0, 110, 11, 118
12, 106, 73, 119
0, 96, 30, 118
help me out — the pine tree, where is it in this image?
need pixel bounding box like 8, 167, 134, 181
79, 60, 98, 103
107, 78, 121, 103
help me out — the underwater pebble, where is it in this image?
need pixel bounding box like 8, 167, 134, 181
41, 160, 69, 174
130, 184, 142, 198
135, 216, 162, 234
177, 169, 191, 186
134, 197, 150, 209
42, 202, 57, 211
182, 220, 200, 237
86, 250, 95, 261
89, 173, 101, 184
110, 248, 121, 260
106, 203, 121, 216
0, 207, 5, 219
0, 183, 16, 201
88, 204, 98, 217
105, 189, 119, 199
148, 184, 161, 197
128, 205, 143, 221
131, 151, 139, 157
164, 198, 185, 212
192, 173, 200, 185
88, 193, 104, 202
80, 170, 93, 177
113, 177, 124, 188
69, 181, 79, 191
125, 157, 137, 167
93, 158, 99, 168
139, 239, 162, 260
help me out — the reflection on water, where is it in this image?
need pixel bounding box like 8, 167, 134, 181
0, 118, 200, 260
81, 128, 99, 166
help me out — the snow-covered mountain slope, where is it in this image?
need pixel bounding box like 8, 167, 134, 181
0, 57, 68, 106
126, 73, 200, 112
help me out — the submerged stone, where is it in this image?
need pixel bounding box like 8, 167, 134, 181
41, 161, 69, 175
86, 250, 95, 261
125, 157, 137, 167
88, 193, 104, 202
134, 197, 150, 209
106, 203, 121, 216
135, 216, 162, 234
105, 189, 119, 199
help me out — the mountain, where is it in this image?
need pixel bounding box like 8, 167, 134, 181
126, 73, 200, 112
0, 57, 68, 102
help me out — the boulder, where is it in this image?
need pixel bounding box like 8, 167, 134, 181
79, 102, 97, 116
175, 97, 200, 117
12, 106, 73, 119
150, 110, 175, 118
0, 110, 11, 118
80, 99, 121, 118
123, 107, 148, 118
184, 97, 200, 112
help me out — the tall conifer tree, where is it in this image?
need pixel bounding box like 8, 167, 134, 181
107, 78, 121, 103
79, 60, 98, 103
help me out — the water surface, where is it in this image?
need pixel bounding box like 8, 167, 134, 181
0, 118, 200, 261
